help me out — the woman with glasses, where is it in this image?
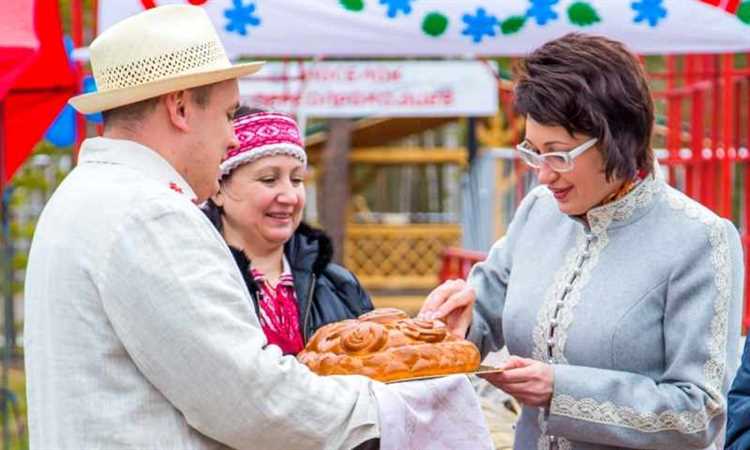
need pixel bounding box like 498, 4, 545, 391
420, 33, 743, 449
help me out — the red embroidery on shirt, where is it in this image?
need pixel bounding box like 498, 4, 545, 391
250, 269, 304, 355
168, 182, 183, 194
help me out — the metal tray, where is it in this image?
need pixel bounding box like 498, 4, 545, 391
385, 365, 504, 383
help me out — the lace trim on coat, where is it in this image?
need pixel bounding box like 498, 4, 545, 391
550, 395, 717, 433
665, 189, 730, 400
531, 177, 660, 447
546, 187, 730, 435
531, 229, 589, 364
537, 409, 572, 450
585, 175, 659, 235
532, 176, 660, 364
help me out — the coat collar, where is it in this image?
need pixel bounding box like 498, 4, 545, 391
78, 137, 197, 202
583, 174, 662, 235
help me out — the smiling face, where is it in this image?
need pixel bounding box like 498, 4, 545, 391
524, 116, 624, 216
214, 155, 306, 252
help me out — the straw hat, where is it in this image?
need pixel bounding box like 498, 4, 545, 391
69, 5, 264, 114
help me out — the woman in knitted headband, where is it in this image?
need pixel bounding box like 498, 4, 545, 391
202, 108, 373, 355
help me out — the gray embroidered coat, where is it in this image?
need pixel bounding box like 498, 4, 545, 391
466, 176, 744, 450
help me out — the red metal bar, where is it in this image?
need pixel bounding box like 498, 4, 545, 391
705, 55, 720, 212
728, 0, 742, 13
667, 55, 683, 185
71, 0, 83, 48
686, 55, 702, 200
732, 80, 747, 150
499, 88, 519, 144
438, 247, 487, 283
722, 53, 735, 218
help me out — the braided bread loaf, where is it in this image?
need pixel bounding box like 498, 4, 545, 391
297, 308, 480, 382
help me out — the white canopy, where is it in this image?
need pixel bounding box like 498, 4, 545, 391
97, 0, 750, 57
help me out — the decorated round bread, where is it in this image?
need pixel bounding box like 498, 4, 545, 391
297, 308, 480, 382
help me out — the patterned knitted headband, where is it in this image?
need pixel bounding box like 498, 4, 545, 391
219, 111, 307, 178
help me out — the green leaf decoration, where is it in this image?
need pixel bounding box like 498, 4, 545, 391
340, 0, 365, 12
738, 1, 750, 25
501, 15, 526, 35
568, 2, 601, 27
12, 254, 28, 271
422, 12, 449, 37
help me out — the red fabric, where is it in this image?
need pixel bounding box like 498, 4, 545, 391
251, 268, 305, 355
699, 0, 740, 13
1, 0, 78, 186
0, 0, 38, 100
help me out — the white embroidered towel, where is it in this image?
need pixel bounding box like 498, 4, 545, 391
372, 374, 494, 450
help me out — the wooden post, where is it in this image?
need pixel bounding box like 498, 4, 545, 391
319, 119, 352, 264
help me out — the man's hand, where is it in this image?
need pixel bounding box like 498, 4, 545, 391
418, 279, 475, 338
479, 356, 554, 408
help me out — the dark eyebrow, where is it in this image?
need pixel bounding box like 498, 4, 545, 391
543, 140, 571, 146
526, 138, 575, 150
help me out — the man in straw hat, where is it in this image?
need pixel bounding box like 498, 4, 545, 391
23, 5, 389, 449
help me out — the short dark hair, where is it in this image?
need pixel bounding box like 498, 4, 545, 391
102, 84, 215, 128
101, 96, 160, 127
513, 33, 654, 181
233, 105, 265, 120
190, 84, 213, 108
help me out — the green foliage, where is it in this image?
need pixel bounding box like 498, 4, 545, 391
13, 171, 49, 192
4, 367, 28, 449
58, 0, 97, 35
9, 222, 21, 240
12, 280, 24, 296
55, 168, 69, 184
4, 137, 74, 322
12, 254, 28, 271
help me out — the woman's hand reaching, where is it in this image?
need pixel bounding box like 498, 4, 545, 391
480, 356, 554, 408
418, 279, 475, 338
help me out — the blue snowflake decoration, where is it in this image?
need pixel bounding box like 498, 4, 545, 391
462, 8, 499, 43
526, 0, 559, 26
224, 0, 261, 36
379, 0, 414, 18
632, 0, 667, 27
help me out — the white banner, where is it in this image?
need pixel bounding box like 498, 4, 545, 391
239, 61, 498, 117
98, 0, 750, 57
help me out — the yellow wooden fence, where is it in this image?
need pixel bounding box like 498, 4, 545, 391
344, 223, 462, 290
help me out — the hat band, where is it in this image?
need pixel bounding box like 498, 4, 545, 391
96, 40, 225, 91
220, 143, 307, 177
